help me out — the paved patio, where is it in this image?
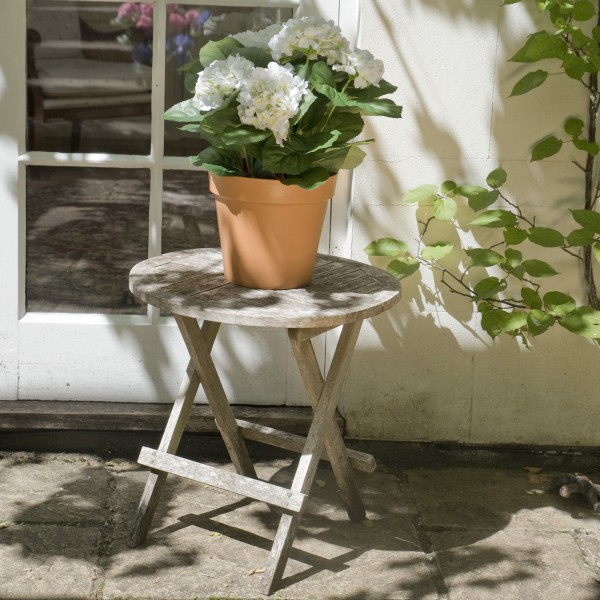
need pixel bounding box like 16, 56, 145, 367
1, 444, 600, 600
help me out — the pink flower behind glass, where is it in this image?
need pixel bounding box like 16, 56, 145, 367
167, 12, 187, 36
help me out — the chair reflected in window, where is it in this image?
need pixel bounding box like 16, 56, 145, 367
27, 1, 152, 154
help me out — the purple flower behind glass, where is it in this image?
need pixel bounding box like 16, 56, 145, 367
167, 33, 194, 66
132, 40, 153, 66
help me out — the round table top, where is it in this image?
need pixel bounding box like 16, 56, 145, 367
129, 249, 401, 328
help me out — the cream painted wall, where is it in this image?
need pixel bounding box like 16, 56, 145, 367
343, 0, 600, 445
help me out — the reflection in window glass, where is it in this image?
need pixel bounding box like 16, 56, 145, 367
26, 167, 150, 314
162, 170, 219, 254
27, 0, 151, 154
161, 5, 293, 157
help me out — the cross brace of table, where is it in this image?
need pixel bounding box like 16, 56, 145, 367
128, 315, 375, 595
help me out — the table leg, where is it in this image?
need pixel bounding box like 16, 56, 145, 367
129, 322, 220, 547
262, 320, 362, 595
288, 328, 366, 523
175, 315, 257, 479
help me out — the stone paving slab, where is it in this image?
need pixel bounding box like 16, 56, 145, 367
0, 451, 600, 599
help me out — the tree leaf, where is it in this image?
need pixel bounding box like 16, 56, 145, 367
531, 135, 563, 161
571, 209, 600, 233
564, 117, 584, 136
486, 167, 507, 188
572, 0, 596, 21
528, 226, 565, 247
509, 70, 549, 97
522, 259, 559, 277
504, 227, 529, 245
560, 306, 600, 337
364, 238, 409, 257
471, 210, 518, 228
572, 137, 600, 156
405, 184, 438, 204
474, 276, 508, 299
421, 243, 454, 261
505, 248, 523, 267
386, 257, 420, 280
527, 309, 556, 335
510, 31, 567, 63
522, 287, 543, 309
543, 291, 576, 316
433, 196, 457, 221
480, 310, 507, 338
466, 248, 504, 267
441, 180, 457, 194
566, 227, 596, 246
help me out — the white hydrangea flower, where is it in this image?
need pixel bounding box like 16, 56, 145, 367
269, 16, 348, 65
333, 48, 385, 88
237, 62, 309, 146
232, 23, 281, 49
193, 54, 255, 111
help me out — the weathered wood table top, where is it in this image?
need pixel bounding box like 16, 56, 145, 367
129, 248, 401, 328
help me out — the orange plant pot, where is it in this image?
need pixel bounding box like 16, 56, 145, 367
209, 173, 337, 289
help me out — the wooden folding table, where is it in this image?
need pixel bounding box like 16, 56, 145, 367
127, 248, 401, 594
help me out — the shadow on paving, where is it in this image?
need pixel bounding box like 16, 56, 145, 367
1, 452, 600, 599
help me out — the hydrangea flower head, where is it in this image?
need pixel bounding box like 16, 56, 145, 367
194, 55, 255, 111
237, 62, 309, 145
333, 48, 385, 88
269, 16, 348, 65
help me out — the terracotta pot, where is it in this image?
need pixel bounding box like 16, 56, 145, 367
209, 173, 337, 289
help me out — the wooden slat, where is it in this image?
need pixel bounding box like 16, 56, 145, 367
138, 447, 307, 514
236, 418, 376, 473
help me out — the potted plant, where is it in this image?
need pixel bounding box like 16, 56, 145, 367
164, 15, 402, 289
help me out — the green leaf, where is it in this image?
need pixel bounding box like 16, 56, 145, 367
471, 210, 518, 228
522, 287, 543, 309
571, 209, 600, 233
527, 309, 556, 335
281, 167, 331, 189
531, 135, 563, 161
261, 142, 311, 175
528, 227, 565, 247
572, 137, 600, 156
510, 31, 568, 63
458, 185, 499, 211
234, 46, 271, 67
480, 309, 526, 337
594, 242, 600, 263
504, 227, 529, 245
509, 70, 549, 96
567, 227, 596, 246
386, 257, 420, 280
562, 53, 586, 80
564, 117, 584, 136
433, 196, 457, 221
163, 99, 206, 123
474, 276, 508, 299
339, 145, 367, 170
560, 306, 600, 337
199, 38, 242, 67
572, 0, 595, 20
500, 311, 528, 333
320, 110, 365, 143
365, 238, 409, 257
486, 167, 507, 188
522, 259, 559, 277
466, 248, 504, 267
192, 147, 244, 176
441, 180, 457, 194
543, 291, 576, 316
505, 248, 523, 267
421, 243, 454, 261
405, 184, 438, 204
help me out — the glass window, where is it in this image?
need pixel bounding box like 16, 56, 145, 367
27, 0, 152, 154
26, 166, 150, 314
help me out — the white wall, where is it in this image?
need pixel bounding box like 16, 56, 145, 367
344, 0, 600, 445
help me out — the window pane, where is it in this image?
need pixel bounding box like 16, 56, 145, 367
162, 170, 219, 253
26, 166, 150, 314
163, 5, 293, 157
27, 0, 152, 154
